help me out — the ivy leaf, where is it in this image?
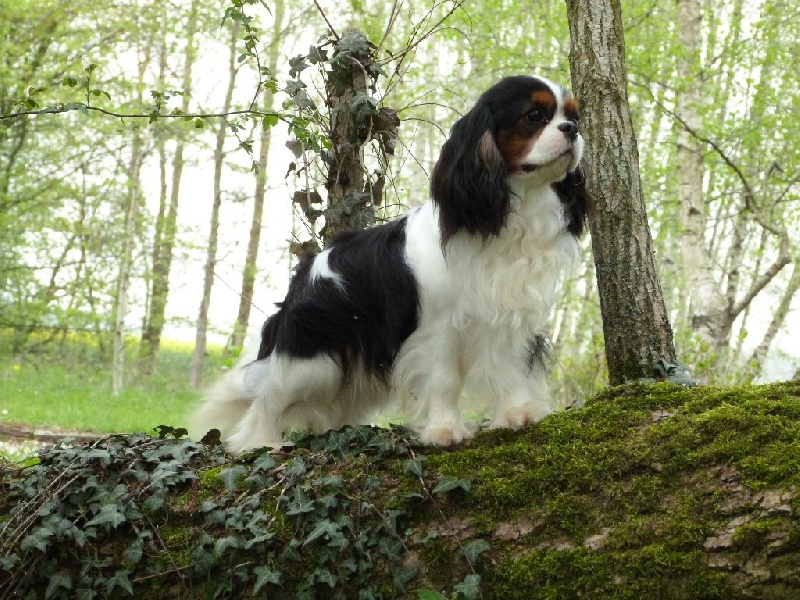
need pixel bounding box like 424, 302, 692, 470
454, 574, 481, 600
253, 566, 282, 593
288, 54, 309, 78
335, 31, 373, 57
285, 457, 307, 478
284, 79, 307, 96
461, 539, 491, 564
304, 519, 340, 546
307, 44, 328, 64
0, 553, 19, 571
85, 503, 126, 529
286, 487, 315, 516
378, 537, 403, 561
391, 565, 418, 592
106, 570, 133, 596
251, 452, 277, 474
20, 527, 54, 552
220, 464, 249, 492
403, 456, 427, 477
214, 535, 241, 558
314, 567, 337, 588
432, 475, 471, 495
45, 573, 71, 599
123, 538, 143, 564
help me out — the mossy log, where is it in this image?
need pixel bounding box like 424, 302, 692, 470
2, 381, 799, 599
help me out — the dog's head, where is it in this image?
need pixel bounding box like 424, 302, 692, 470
431, 75, 589, 243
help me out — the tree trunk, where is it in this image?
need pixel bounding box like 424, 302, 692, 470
321, 31, 373, 245
141, 2, 197, 366
565, 0, 676, 385
228, 0, 286, 351
113, 128, 145, 397
676, 0, 726, 372
189, 23, 239, 389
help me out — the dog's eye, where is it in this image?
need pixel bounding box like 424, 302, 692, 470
526, 108, 545, 124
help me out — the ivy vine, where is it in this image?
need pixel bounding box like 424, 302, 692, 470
1, 425, 486, 599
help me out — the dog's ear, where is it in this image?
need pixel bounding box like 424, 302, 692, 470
430, 105, 511, 245
553, 162, 592, 237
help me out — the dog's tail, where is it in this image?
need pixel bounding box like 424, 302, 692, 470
190, 344, 259, 442
190, 373, 251, 442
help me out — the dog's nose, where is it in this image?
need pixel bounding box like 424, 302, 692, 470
558, 121, 578, 141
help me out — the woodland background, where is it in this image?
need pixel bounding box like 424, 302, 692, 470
1, 0, 798, 418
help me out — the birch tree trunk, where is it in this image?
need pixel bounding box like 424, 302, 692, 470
112, 48, 151, 396
189, 23, 239, 389
113, 129, 145, 397
565, 0, 676, 385
141, 2, 197, 366
676, 0, 726, 372
228, 0, 286, 351
747, 263, 800, 377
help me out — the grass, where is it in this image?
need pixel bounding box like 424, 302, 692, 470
0, 333, 226, 437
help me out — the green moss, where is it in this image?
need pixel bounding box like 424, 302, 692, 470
198, 465, 224, 489
483, 547, 737, 600
416, 381, 800, 597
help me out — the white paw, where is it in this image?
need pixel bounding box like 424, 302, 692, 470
418, 423, 475, 446
490, 405, 552, 431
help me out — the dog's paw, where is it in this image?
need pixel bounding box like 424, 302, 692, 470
418, 423, 475, 446
489, 405, 552, 431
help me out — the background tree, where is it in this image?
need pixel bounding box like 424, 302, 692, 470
565, 0, 677, 385
140, 0, 200, 369
227, 0, 290, 352
189, 20, 242, 389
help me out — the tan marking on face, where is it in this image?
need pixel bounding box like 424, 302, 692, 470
564, 97, 579, 120
531, 90, 557, 112
478, 130, 504, 169
497, 127, 543, 172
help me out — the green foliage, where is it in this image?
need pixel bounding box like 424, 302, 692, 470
1, 424, 486, 599
283, 29, 399, 249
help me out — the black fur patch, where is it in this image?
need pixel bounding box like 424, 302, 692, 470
526, 334, 551, 373
553, 166, 591, 237
256, 217, 419, 382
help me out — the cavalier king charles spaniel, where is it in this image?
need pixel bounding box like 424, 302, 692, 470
193, 75, 590, 453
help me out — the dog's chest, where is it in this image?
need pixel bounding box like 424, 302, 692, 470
447, 198, 576, 328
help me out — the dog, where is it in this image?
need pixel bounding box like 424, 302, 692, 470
192, 75, 590, 453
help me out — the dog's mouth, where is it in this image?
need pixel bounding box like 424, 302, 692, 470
521, 149, 574, 173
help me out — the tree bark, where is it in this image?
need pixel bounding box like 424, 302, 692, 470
676, 0, 726, 367
565, 0, 676, 384
113, 128, 145, 397
189, 22, 239, 389
228, 0, 286, 351
141, 2, 197, 366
